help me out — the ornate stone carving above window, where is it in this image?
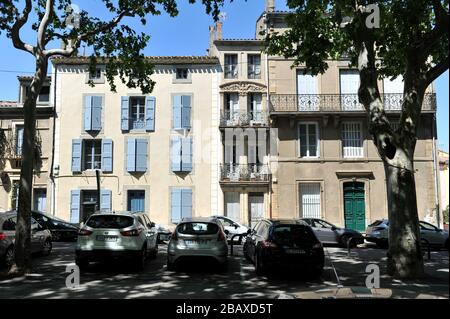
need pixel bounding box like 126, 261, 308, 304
220, 81, 266, 96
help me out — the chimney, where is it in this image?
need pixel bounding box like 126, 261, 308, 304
215, 21, 223, 40
266, 0, 275, 12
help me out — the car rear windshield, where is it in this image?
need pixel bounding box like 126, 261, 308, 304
86, 215, 134, 229
271, 225, 318, 245
177, 222, 219, 235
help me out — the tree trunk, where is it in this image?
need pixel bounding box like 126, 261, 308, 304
384, 150, 424, 278
14, 53, 47, 274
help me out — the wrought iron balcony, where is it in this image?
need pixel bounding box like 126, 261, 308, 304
220, 164, 271, 183
220, 111, 269, 127
269, 93, 436, 113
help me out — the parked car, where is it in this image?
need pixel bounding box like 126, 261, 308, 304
0, 211, 52, 269
243, 219, 324, 277
75, 211, 158, 270
31, 210, 79, 242
167, 217, 228, 271
155, 224, 172, 243
212, 215, 249, 243
366, 219, 449, 249
301, 218, 364, 247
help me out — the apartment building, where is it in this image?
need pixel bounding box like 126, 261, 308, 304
50, 56, 221, 225
0, 76, 53, 212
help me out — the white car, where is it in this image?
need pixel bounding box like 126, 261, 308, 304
75, 211, 158, 270
212, 215, 249, 243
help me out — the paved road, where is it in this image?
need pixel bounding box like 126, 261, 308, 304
0, 242, 448, 299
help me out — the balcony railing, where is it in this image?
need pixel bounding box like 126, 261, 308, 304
269, 93, 436, 113
131, 118, 146, 130
220, 164, 271, 183
220, 111, 269, 127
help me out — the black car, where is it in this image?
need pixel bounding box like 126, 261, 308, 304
31, 211, 79, 242
301, 218, 365, 247
243, 219, 324, 277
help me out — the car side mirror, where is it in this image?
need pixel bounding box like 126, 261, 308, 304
234, 224, 239, 229
331, 226, 337, 231
246, 229, 252, 235
149, 222, 155, 228
224, 229, 230, 235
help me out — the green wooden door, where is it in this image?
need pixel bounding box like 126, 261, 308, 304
344, 182, 366, 232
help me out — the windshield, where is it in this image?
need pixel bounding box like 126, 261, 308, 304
177, 222, 219, 235
86, 215, 134, 229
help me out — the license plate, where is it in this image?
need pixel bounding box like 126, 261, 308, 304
185, 240, 208, 245
96, 235, 118, 242
285, 248, 305, 254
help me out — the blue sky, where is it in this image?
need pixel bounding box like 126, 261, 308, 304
0, 0, 448, 151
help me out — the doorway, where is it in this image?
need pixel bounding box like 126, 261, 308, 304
343, 182, 366, 232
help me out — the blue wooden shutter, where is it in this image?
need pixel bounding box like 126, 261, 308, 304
126, 138, 136, 172
171, 136, 182, 172
145, 96, 156, 131
135, 139, 148, 172
181, 189, 193, 218
70, 190, 81, 223
84, 96, 93, 131
171, 188, 182, 223
100, 189, 112, 211
91, 96, 102, 131
71, 139, 82, 172
101, 139, 113, 172
181, 95, 191, 129
181, 137, 192, 172
121, 96, 130, 131
173, 95, 183, 129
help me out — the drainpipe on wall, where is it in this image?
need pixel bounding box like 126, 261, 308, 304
49, 65, 58, 216
264, 12, 272, 219
432, 113, 441, 227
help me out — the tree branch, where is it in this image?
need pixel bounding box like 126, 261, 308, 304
11, 0, 34, 54
37, 0, 54, 50
425, 55, 449, 87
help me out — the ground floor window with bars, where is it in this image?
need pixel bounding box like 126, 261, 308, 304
342, 122, 363, 158
299, 183, 321, 219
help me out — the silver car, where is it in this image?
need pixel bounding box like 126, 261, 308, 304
0, 211, 52, 269
366, 219, 449, 249
167, 217, 228, 271
212, 215, 249, 244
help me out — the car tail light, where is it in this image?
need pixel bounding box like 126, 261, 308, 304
171, 231, 178, 241
78, 229, 93, 236
218, 230, 226, 241
0, 233, 6, 241
261, 240, 278, 250
120, 227, 142, 237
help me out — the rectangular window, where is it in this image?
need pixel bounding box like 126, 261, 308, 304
38, 86, 50, 102
84, 95, 102, 131
33, 188, 47, 212
299, 183, 321, 218
171, 136, 192, 172
224, 54, 238, 79
127, 190, 145, 212
171, 188, 193, 223
224, 192, 240, 222
248, 54, 261, 79
176, 68, 188, 79
298, 122, 319, 157
83, 140, 102, 170
172, 95, 191, 129
15, 125, 24, 156
89, 68, 102, 80
126, 138, 148, 172
248, 93, 263, 123
342, 122, 363, 158
225, 93, 239, 123
130, 96, 146, 130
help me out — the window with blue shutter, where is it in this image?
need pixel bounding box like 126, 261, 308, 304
101, 139, 113, 172
127, 138, 148, 173
171, 188, 193, 223
173, 95, 183, 129
70, 190, 81, 223
121, 96, 130, 131
181, 95, 191, 129
100, 189, 112, 211
171, 188, 182, 223
128, 190, 145, 212
171, 137, 182, 172
145, 96, 156, 131
71, 139, 82, 173
135, 139, 148, 172
84, 96, 102, 131
181, 137, 193, 172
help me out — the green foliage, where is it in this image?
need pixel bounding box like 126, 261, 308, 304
444, 205, 449, 223
264, 0, 449, 80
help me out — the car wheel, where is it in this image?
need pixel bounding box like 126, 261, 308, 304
135, 247, 146, 271
149, 244, 158, 259
167, 258, 175, 271
4, 246, 15, 269
445, 239, 449, 251
41, 239, 52, 256
310, 265, 324, 279
243, 243, 251, 262
218, 261, 228, 273
376, 240, 388, 249
255, 251, 266, 276
75, 258, 89, 271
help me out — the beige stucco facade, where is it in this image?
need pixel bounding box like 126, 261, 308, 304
51, 58, 221, 226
